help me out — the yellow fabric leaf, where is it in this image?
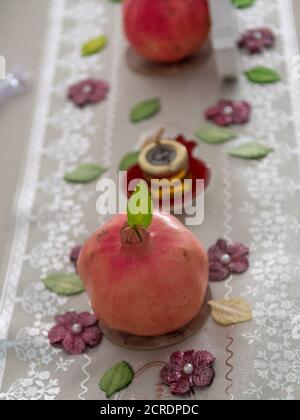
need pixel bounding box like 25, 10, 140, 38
208, 298, 253, 326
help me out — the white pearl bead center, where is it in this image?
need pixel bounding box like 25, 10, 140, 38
71, 323, 83, 335
221, 254, 231, 265
254, 31, 263, 40
183, 363, 194, 375
223, 106, 233, 115
82, 85, 92, 94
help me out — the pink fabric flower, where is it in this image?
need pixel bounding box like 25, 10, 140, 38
238, 28, 275, 54
205, 99, 251, 126
70, 245, 82, 272
160, 350, 215, 396
68, 79, 109, 107
208, 239, 250, 282
48, 311, 102, 355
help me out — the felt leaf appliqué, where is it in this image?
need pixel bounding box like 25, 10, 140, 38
130, 98, 160, 123
119, 151, 140, 171
43, 273, 85, 296
195, 126, 237, 144
208, 298, 253, 326
245, 67, 281, 84
232, 0, 255, 8
99, 361, 134, 398
229, 142, 273, 160
81, 35, 107, 56
127, 182, 153, 228
64, 163, 106, 183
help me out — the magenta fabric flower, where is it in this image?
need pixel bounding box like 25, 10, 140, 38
160, 350, 215, 396
205, 99, 251, 126
238, 28, 275, 54
70, 245, 82, 272
68, 79, 109, 107
48, 311, 102, 355
208, 239, 249, 282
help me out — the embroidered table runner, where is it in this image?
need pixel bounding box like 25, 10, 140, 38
0, 0, 300, 400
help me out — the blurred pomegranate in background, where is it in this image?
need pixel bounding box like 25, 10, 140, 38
123, 0, 211, 64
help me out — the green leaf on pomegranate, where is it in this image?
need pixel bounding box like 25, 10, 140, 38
81, 35, 107, 56
130, 98, 160, 123
229, 142, 273, 160
245, 67, 281, 84
232, 0, 255, 9
195, 126, 237, 144
99, 361, 134, 398
127, 182, 153, 228
43, 273, 85, 296
119, 151, 140, 171
64, 163, 106, 184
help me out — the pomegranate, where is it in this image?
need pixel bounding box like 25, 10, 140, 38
123, 0, 211, 64
78, 212, 208, 337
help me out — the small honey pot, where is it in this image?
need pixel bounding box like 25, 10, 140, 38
138, 128, 192, 201
124, 127, 211, 212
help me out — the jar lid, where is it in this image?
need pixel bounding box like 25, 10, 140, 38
139, 139, 189, 178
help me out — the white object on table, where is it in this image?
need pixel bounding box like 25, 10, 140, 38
0, 65, 29, 106
208, 0, 240, 80
0, 55, 6, 79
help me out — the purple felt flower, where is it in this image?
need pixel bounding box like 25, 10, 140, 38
48, 311, 102, 355
238, 28, 275, 54
68, 79, 109, 107
205, 99, 251, 126
208, 239, 250, 282
70, 245, 82, 272
160, 350, 215, 396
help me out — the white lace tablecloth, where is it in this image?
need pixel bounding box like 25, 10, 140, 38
0, 0, 300, 400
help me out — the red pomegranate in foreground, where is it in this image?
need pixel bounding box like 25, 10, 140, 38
123, 0, 211, 63
78, 212, 208, 337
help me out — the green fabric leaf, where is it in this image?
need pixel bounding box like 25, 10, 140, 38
81, 35, 107, 56
232, 0, 255, 9
127, 182, 153, 228
119, 151, 140, 171
195, 126, 237, 144
229, 142, 273, 160
64, 163, 106, 184
130, 98, 160, 123
245, 67, 281, 84
43, 273, 85, 296
99, 361, 134, 398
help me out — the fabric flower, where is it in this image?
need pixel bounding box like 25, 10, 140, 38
68, 79, 109, 107
205, 99, 251, 126
238, 28, 275, 54
70, 245, 82, 272
160, 350, 215, 396
48, 311, 102, 355
208, 239, 249, 282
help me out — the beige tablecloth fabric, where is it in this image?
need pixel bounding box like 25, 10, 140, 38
0, 0, 300, 400
0, 0, 49, 283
